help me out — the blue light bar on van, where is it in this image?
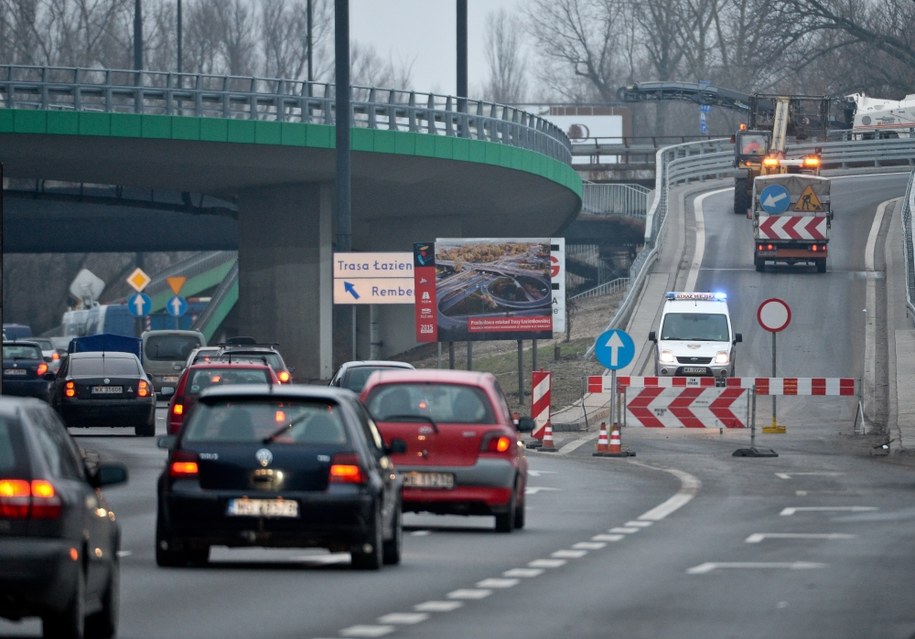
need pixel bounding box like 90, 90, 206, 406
665, 291, 727, 301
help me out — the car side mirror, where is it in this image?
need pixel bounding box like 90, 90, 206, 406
90, 462, 129, 488
157, 435, 177, 450
516, 416, 535, 433
648, 331, 657, 342
734, 333, 743, 344
387, 438, 407, 455
44, 372, 56, 381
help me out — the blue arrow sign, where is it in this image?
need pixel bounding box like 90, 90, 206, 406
344, 281, 360, 300
759, 184, 790, 214
594, 329, 635, 371
166, 295, 188, 317
128, 292, 152, 317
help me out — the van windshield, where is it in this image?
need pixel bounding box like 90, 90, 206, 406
145, 335, 203, 361
660, 313, 729, 342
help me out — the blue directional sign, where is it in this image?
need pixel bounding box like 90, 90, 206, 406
166, 295, 188, 317
759, 184, 791, 214
128, 292, 152, 317
594, 329, 635, 371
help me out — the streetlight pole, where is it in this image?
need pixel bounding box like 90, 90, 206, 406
177, 0, 183, 74
133, 0, 144, 71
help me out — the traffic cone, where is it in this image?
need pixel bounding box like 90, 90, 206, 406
595, 422, 609, 454
541, 421, 557, 452
608, 424, 622, 454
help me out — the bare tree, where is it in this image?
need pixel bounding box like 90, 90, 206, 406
481, 8, 527, 103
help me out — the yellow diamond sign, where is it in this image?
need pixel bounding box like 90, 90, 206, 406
127, 267, 151, 292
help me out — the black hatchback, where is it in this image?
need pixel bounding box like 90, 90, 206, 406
156, 384, 405, 570
2, 341, 53, 401
0, 396, 128, 639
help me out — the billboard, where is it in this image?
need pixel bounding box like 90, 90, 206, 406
414, 238, 565, 343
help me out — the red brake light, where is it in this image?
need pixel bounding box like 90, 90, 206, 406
481, 432, 513, 454
65, 381, 76, 398
0, 478, 61, 519
169, 451, 199, 478
172, 403, 184, 416
51, 352, 60, 361
137, 380, 150, 397
329, 454, 366, 484
277, 370, 291, 383
36, 362, 48, 376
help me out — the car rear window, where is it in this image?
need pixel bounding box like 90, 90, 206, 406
187, 368, 271, 393
3, 344, 42, 360
71, 356, 140, 376
218, 352, 283, 370
183, 401, 347, 445
145, 335, 202, 362
0, 419, 27, 475
366, 384, 493, 424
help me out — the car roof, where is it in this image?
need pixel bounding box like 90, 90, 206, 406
361, 368, 496, 387
337, 360, 415, 371
186, 361, 275, 370
198, 383, 356, 403
69, 350, 140, 360
0, 395, 47, 416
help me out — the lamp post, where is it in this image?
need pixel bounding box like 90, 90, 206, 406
133, 0, 143, 71
177, 0, 183, 74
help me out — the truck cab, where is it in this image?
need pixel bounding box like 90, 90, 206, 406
648, 292, 742, 384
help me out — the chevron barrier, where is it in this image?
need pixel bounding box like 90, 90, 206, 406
758, 215, 828, 241
530, 369, 551, 440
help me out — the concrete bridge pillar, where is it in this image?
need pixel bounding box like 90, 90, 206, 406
235, 183, 333, 382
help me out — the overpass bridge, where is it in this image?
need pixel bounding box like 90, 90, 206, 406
0, 65, 582, 379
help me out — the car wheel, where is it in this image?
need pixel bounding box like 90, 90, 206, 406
513, 483, 526, 530
382, 503, 402, 565
135, 418, 155, 437
495, 481, 517, 533
186, 545, 210, 566
155, 512, 186, 568
43, 564, 85, 639
85, 555, 118, 639
352, 506, 383, 570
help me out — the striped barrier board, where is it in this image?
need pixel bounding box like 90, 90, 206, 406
586, 375, 857, 396
626, 386, 748, 428
530, 370, 551, 439
758, 215, 828, 241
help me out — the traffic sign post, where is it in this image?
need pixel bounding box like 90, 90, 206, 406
593, 329, 636, 457
758, 298, 791, 434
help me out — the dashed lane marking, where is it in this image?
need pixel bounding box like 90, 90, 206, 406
780, 506, 878, 516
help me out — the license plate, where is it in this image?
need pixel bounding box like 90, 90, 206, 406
162, 376, 180, 383
681, 367, 707, 375
92, 385, 123, 394
227, 498, 299, 518
403, 471, 455, 489
3, 369, 26, 376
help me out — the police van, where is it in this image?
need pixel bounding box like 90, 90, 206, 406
648, 291, 741, 382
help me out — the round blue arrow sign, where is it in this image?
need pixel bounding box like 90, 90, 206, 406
594, 329, 635, 370
166, 295, 188, 317
759, 184, 790, 214
128, 292, 152, 317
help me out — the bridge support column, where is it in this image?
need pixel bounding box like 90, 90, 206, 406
236, 183, 333, 382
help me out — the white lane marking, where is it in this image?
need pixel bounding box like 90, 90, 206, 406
745, 532, 857, 543
414, 601, 463, 612
630, 462, 702, 522
117, 550, 132, 558
573, 542, 606, 550
555, 433, 595, 456
625, 520, 653, 528
686, 190, 720, 291
504, 568, 544, 578
409, 530, 432, 536
780, 506, 878, 516
863, 198, 891, 431
776, 472, 843, 480
529, 558, 566, 568
609, 527, 640, 534
552, 549, 588, 559
339, 625, 395, 637
476, 578, 519, 589
377, 613, 428, 625
525, 486, 560, 495
446, 589, 492, 600
688, 561, 827, 575
592, 534, 625, 542
527, 469, 557, 477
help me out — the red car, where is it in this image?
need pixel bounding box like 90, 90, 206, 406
361, 369, 533, 533
166, 362, 280, 435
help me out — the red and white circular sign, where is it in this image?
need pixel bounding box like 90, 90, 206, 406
757, 298, 791, 332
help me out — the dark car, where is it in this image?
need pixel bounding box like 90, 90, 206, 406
0, 395, 128, 639
156, 384, 405, 569
166, 362, 281, 435
329, 360, 416, 393
361, 369, 533, 533
50, 351, 157, 437
215, 339, 293, 383
2, 341, 53, 401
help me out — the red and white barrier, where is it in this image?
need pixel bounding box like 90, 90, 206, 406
626, 386, 748, 428
530, 370, 551, 440
725, 377, 856, 396
758, 215, 828, 241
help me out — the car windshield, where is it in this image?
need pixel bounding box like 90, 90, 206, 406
71, 356, 141, 376
219, 352, 283, 370
186, 368, 272, 394
3, 344, 43, 360
183, 400, 348, 445
366, 383, 493, 424
145, 335, 202, 361
660, 313, 730, 341
343, 367, 395, 392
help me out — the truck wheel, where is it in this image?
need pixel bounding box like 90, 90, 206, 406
816, 259, 826, 273
734, 178, 750, 215
754, 256, 764, 272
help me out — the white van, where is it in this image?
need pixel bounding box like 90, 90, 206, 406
141, 329, 206, 397
648, 292, 741, 382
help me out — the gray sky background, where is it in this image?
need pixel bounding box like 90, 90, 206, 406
350, 0, 524, 96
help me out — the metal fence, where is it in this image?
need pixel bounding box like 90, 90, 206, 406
0, 64, 572, 164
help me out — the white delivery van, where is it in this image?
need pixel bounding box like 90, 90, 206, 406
141, 329, 206, 397
648, 292, 741, 383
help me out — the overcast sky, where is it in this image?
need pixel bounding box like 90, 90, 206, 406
349, 0, 525, 96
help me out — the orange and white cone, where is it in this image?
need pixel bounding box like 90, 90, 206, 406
608, 424, 622, 455
596, 422, 609, 453
541, 422, 556, 451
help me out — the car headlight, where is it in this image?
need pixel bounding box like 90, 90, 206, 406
659, 349, 675, 364
713, 350, 730, 365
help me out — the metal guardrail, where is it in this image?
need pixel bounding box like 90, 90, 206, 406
0, 64, 572, 164
580, 183, 651, 218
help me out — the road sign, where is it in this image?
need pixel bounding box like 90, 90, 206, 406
757, 298, 791, 332
759, 184, 791, 214
333, 252, 414, 305
127, 292, 152, 316
594, 329, 635, 370
167, 276, 187, 295
166, 295, 188, 317
126, 267, 151, 292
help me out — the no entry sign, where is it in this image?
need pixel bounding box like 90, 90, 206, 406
757, 298, 791, 333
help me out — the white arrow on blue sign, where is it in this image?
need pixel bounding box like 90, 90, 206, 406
166, 295, 188, 317
128, 292, 152, 317
759, 184, 790, 214
594, 329, 635, 370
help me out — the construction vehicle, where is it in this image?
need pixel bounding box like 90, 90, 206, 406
751, 173, 832, 273
845, 92, 915, 139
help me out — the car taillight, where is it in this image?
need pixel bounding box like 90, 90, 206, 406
277, 370, 291, 383
172, 403, 184, 417
51, 352, 60, 362
169, 450, 199, 478
138, 380, 150, 397
36, 362, 48, 376
481, 432, 513, 454
65, 381, 76, 398
329, 454, 366, 485
0, 478, 62, 519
